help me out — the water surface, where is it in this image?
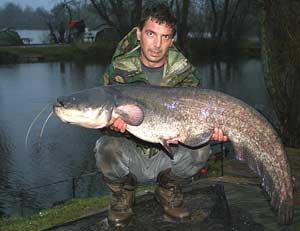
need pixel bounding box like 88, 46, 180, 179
0, 62, 106, 215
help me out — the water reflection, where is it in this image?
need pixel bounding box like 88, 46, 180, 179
197, 59, 277, 126
59, 63, 66, 74
0, 127, 11, 216
0, 62, 105, 216
0, 59, 276, 217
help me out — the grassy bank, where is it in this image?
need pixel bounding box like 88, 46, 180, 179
0, 185, 157, 231
0, 196, 111, 231
0, 42, 117, 64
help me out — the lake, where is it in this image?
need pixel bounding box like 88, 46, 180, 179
0, 59, 276, 217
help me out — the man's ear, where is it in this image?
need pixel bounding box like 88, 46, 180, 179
136, 27, 141, 41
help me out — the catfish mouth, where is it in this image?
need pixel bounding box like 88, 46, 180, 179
53, 102, 68, 122
53, 102, 108, 129
53, 103, 63, 118
53, 103, 78, 124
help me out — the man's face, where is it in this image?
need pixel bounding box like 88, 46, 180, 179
137, 18, 174, 68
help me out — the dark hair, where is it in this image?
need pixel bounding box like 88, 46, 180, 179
138, 3, 177, 37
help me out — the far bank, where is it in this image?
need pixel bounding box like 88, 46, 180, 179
0, 43, 115, 64
0, 39, 260, 65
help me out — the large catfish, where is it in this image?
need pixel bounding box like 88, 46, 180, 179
53, 84, 294, 224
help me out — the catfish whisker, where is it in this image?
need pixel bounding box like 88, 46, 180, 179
40, 111, 53, 139
25, 103, 50, 150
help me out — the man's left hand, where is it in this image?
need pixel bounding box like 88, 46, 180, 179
110, 117, 127, 133
211, 128, 228, 142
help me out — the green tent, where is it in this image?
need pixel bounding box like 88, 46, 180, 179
0, 29, 23, 46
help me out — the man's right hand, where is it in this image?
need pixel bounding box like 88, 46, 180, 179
211, 128, 228, 142
110, 117, 127, 133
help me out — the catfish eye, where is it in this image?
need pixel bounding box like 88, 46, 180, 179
57, 96, 67, 106
58, 100, 64, 107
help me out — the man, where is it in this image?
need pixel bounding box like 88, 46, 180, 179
94, 3, 227, 228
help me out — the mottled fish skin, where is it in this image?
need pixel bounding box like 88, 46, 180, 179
54, 84, 294, 224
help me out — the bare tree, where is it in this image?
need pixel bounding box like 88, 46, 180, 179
209, 0, 218, 41
259, 0, 300, 147
216, 0, 229, 44
131, 0, 143, 28
206, 0, 229, 44
175, 0, 191, 54
201, 0, 255, 48
43, 1, 76, 43
90, 0, 143, 37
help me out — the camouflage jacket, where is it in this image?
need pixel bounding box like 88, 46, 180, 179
102, 27, 199, 158
102, 27, 199, 87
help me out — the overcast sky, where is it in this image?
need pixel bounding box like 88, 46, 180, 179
0, 0, 62, 10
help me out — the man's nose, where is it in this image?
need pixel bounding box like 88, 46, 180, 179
154, 36, 162, 48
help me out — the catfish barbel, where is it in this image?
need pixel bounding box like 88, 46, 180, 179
53, 84, 294, 224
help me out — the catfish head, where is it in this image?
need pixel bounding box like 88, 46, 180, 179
53, 87, 144, 129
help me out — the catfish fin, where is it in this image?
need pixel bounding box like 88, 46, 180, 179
183, 131, 212, 147
114, 104, 144, 126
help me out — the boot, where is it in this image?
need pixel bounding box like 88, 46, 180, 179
105, 173, 137, 228
155, 168, 190, 219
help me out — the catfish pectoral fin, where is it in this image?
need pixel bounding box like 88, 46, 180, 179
114, 104, 144, 126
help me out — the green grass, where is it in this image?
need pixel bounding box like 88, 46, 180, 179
0, 195, 111, 231
0, 185, 156, 231
0, 42, 116, 63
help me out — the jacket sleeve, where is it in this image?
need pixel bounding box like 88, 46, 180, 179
102, 64, 114, 86
181, 72, 200, 87
102, 64, 128, 86
179, 66, 201, 87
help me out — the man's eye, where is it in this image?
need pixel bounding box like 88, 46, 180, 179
163, 35, 171, 40
146, 31, 154, 36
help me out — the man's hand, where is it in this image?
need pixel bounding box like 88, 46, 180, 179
211, 128, 228, 142
110, 117, 127, 133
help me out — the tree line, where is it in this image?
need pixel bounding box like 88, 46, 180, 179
0, 3, 49, 29
0, 1, 102, 30
89, 0, 259, 52
0, 1, 259, 49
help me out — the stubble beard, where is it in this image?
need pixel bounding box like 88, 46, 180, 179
141, 49, 165, 67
